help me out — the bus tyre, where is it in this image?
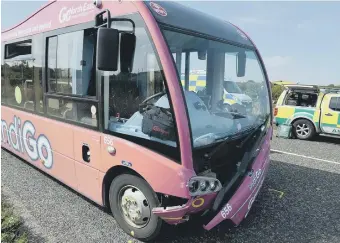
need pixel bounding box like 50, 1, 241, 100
292, 119, 315, 140
109, 174, 162, 242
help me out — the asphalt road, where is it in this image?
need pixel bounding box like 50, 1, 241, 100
1, 134, 340, 243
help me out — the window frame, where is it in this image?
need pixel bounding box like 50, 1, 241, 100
2, 36, 36, 110
2, 21, 101, 132
5, 39, 33, 60
3, 58, 35, 110
43, 21, 101, 131
100, 13, 182, 163
45, 29, 98, 99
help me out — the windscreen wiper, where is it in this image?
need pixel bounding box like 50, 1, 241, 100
204, 126, 255, 161
204, 115, 265, 161
237, 122, 265, 149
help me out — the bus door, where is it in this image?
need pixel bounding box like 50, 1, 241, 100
45, 28, 103, 203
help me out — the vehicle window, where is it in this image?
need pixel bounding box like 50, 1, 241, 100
223, 81, 242, 94
2, 37, 44, 112
4, 60, 34, 110
5, 40, 32, 59
329, 97, 340, 111
33, 35, 44, 113
47, 29, 96, 96
1, 63, 5, 103
285, 92, 299, 106
46, 28, 98, 128
46, 97, 98, 127
164, 29, 271, 148
285, 92, 317, 107
101, 14, 177, 148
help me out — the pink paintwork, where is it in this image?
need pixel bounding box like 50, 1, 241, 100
1, 0, 272, 234
203, 127, 272, 230
1, 0, 193, 171
1, 0, 194, 202
152, 193, 217, 225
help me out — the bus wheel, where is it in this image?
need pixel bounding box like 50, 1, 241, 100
109, 174, 162, 242
292, 119, 315, 140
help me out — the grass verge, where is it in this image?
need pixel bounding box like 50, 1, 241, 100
1, 195, 28, 243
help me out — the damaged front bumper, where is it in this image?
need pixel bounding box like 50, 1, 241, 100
152, 193, 217, 225
203, 149, 270, 230
153, 128, 271, 230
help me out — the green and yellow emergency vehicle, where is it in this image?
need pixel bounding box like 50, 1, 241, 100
274, 84, 340, 140
180, 74, 253, 111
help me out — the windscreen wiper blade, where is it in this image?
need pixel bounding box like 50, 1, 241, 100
204, 126, 254, 161
237, 122, 265, 149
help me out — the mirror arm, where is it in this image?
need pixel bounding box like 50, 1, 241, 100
95, 10, 136, 34
95, 9, 111, 28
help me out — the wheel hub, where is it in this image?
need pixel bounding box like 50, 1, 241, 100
296, 123, 310, 137
119, 186, 151, 228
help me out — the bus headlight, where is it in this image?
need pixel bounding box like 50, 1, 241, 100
210, 180, 219, 191
188, 176, 222, 196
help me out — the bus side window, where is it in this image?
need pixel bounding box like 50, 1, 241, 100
47, 29, 96, 96
4, 60, 34, 110
1, 62, 5, 104
33, 35, 44, 113
3, 40, 35, 111
46, 28, 98, 128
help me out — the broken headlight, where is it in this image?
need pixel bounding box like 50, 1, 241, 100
188, 176, 222, 196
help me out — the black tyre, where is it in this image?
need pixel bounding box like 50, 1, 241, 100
109, 174, 162, 242
292, 119, 316, 140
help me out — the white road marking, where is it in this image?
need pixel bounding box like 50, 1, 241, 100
271, 149, 340, 165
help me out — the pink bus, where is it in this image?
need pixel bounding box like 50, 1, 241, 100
1, 1, 273, 241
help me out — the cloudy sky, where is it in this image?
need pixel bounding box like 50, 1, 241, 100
2, 0, 340, 85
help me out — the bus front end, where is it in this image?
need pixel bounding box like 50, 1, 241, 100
147, 1, 273, 230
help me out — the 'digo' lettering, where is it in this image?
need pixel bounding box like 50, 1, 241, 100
1, 116, 53, 169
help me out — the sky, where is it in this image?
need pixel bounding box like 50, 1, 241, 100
1, 0, 340, 85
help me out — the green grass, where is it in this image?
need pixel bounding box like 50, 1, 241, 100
1, 196, 28, 243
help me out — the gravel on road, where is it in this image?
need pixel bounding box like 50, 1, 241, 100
1, 135, 340, 243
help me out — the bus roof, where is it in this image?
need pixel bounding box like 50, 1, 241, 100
2, 1, 254, 49
146, 1, 254, 48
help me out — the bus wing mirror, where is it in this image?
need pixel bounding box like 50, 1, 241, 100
96, 28, 119, 71
198, 50, 206, 60
236, 51, 246, 77
120, 33, 136, 73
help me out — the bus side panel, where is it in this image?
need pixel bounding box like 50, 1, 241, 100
1, 106, 77, 190
2, 0, 138, 42
74, 162, 102, 205
101, 134, 195, 199
73, 127, 102, 204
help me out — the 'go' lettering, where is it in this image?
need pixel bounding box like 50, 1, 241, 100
1, 116, 53, 169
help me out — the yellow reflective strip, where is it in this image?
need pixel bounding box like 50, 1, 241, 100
276, 107, 295, 119
190, 75, 199, 81
196, 80, 206, 86
322, 113, 337, 125
313, 110, 320, 122
224, 98, 236, 105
